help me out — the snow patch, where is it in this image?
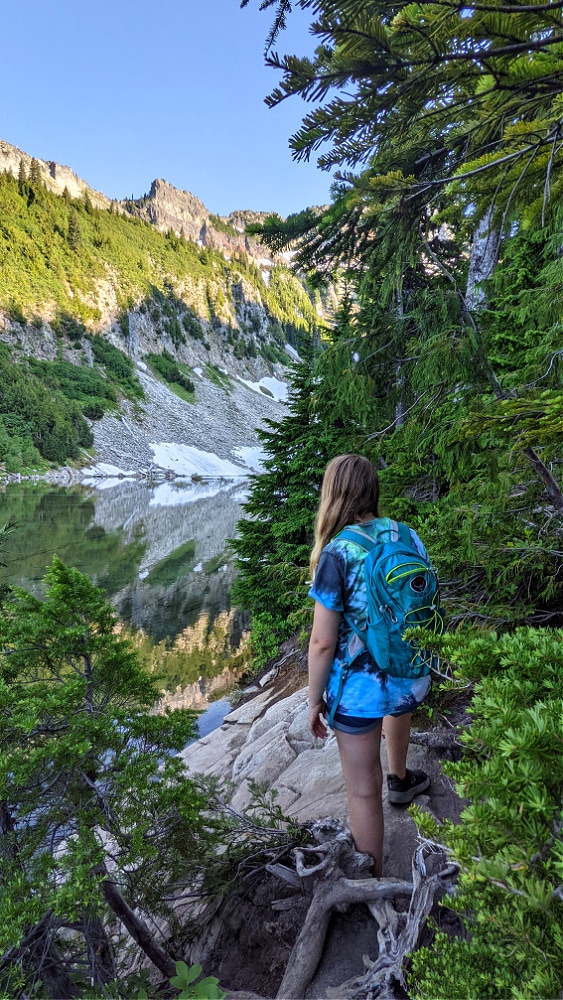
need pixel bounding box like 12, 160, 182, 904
285, 343, 300, 361
148, 481, 225, 508
233, 446, 265, 473
193, 367, 203, 378
149, 442, 247, 478
237, 376, 288, 402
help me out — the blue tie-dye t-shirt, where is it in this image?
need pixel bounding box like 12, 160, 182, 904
308, 517, 432, 721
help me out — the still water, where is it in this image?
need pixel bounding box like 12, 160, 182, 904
0, 478, 251, 731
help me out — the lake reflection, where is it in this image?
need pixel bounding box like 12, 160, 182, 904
0, 479, 251, 710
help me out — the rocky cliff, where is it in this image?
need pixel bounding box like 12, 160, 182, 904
127, 178, 278, 266
0, 139, 111, 208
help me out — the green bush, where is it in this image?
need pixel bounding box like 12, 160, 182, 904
0, 353, 93, 466
0, 416, 42, 472
87, 334, 144, 398
51, 312, 87, 343
146, 351, 195, 394
409, 627, 563, 1000
248, 611, 294, 671
182, 310, 204, 339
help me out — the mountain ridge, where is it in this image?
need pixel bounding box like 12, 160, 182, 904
0, 139, 284, 268
0, 139, 325, 479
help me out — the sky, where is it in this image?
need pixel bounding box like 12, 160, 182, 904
0, 0, 334, 217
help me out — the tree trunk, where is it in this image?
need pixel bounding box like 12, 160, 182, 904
101, 871, 178, 981
83, 916, 117, 989
464, 211, 563, 510
465, 207, 500, 311
275, 877, 413, 999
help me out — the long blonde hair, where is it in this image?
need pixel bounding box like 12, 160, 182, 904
310, 454, 380, 576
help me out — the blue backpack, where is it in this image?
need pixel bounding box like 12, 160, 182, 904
335, 521, 443, 680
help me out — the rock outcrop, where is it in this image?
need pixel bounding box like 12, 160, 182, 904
0, 138, 110, 208
179, 670, 465, 999
131, 179, 276, 263
180, 678, 462, 882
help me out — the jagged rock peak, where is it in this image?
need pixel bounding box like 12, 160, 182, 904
0, 138, 110, 209
128, 178, 278, 261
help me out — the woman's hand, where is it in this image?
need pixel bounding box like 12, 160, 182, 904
308, 698, 329, 739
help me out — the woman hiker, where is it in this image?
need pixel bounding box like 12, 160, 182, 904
308, 454, 433, 877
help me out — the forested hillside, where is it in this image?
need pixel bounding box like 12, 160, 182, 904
0, 163, 320, 472
233, 1, 563, 996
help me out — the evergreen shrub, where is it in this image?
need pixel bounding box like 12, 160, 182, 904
87, 335, 144, 399
0, 350, 93, 467
409, 627, 563, 1000
146, 350, 195, 395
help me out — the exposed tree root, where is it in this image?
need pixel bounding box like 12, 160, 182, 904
254, 821, 460, 1000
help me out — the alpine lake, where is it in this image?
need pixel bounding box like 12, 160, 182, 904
0, 477, 252, 737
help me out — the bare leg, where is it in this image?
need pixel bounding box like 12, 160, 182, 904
383, 712, 412, 778
335, 726, 383, 877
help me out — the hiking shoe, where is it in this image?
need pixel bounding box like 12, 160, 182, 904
387, 768, 430, 805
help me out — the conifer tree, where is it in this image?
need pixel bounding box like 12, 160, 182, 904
232, 328, 374, 660
67, 207, 81, 250
17, 158, 27, 195
232, 344, 332, 652
28, 158, 41, 186
0, 558, 215, 995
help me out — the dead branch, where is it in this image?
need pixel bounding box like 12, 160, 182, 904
326, 842, 460, 998
275, 875, 414, 1000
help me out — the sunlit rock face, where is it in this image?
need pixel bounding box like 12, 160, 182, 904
0, 139, 111, 207
135, 179, 273, 261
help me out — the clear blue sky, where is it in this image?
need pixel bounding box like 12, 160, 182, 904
1, 0, 333, 217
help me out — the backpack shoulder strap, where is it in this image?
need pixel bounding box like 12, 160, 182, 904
396, 521, 413, 547
334, 527, 377, 551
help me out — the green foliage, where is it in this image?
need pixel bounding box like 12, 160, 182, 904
0, 558, 218, 997
87, 334, 144, 398
231, 339, 363, 646
208, 213, 238, 238
408, 626, 563, 1000
170, 961, 226, 1000
248, 610, 295, 671
28, 358, 118, 417
0, 348, 93, 468
67, 207, 81, 250
51, 311, 87, 342
146, 350, 195, 397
